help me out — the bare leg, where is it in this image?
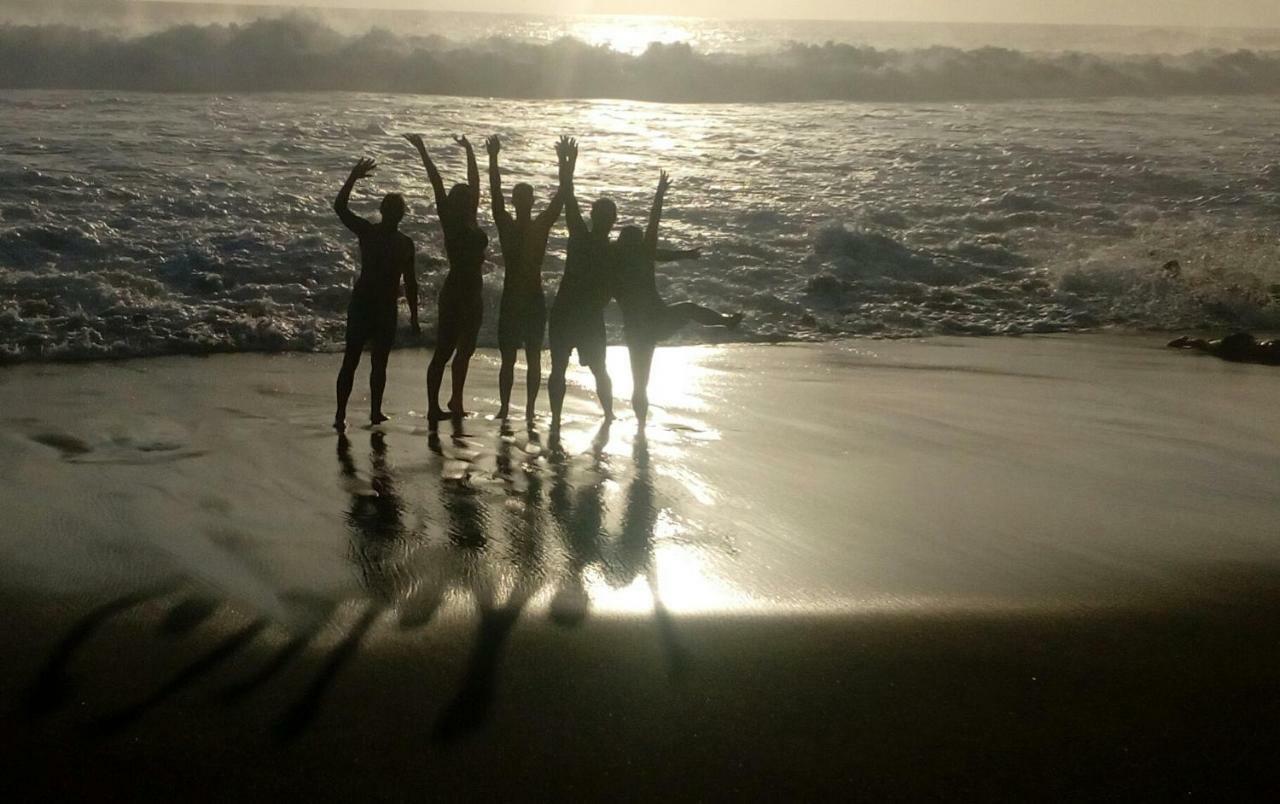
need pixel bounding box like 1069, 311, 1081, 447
588, 360, 614, 422
369, 342, 391, 425
335, 338, 364, 431
524, 343, 542, 423
628, 342, 654, 428
548, 348, 570, 431
448, 331, 478, 417
427, 338, 456, 421
497, 347, 517, 420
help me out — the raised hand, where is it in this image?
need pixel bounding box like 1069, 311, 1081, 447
556, 136, 579, 179
485, 135, 501, 157
403, 133, 427, 153
558, 135, 578, 164
349, 157, 377, 181
656, 169, 672, 196
453, 134, 473, 151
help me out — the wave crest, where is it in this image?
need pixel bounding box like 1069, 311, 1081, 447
4, 16, 1280, 101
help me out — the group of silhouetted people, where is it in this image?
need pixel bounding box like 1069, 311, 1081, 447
333, 134, 740, 432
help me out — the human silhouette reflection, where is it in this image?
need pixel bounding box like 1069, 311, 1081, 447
548, 421, 611, 627
614, 437, 688, 677
433, 422, 546, 741
340, 431, 408, 604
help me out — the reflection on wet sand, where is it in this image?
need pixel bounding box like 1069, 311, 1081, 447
25, 417, 718, 742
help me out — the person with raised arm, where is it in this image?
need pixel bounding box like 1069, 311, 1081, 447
332, 156, 419, 432
612, 170, 742, 428
486, 134, 565, 423
404, 133, 489, 422
546, 136, 618, 432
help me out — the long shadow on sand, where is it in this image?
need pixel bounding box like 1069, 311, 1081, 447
21, 419, 691, 745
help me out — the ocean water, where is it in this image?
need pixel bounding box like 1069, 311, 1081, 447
2, 7, 1280, 361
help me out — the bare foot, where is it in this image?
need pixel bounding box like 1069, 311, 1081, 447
495, 406, 510, 420
427, 407, 449, 422
447, 401, 470, 419
333, 419, 347, 432
725, 312, 744, 329
370, 413, 389, 426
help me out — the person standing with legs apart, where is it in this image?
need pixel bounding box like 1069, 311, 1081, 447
547, 136, 617, 432
332, 157, 419, 432
404, 133, 488, 422
613, 170, 742, 428
486, 134, 565, 423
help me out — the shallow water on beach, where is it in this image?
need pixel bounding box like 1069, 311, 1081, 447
3, 338, 1279, 617
3, 90, 1280, 362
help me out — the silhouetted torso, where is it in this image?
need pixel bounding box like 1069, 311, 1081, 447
346, 221, 413, 309
612, 247, 661, 326
496, 217, 555, 302
555, 231, 612, 313
441, 217, 488, 288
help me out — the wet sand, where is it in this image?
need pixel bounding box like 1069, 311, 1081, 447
3, 336, 1280, 799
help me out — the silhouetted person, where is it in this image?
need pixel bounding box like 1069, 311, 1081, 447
405, 133, 488, 421
547, 136, 616, 431
332, 157, 419, 431
613, 171, 741, 426
1168, 332, 1280, 365
486, 134, 565, 423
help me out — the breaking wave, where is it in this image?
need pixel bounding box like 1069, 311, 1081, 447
4, 16, 1280, 102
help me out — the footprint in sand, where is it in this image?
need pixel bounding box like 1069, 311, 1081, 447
29, 429, 206, 465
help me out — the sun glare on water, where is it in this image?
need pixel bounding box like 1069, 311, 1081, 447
566, 15, 699, 55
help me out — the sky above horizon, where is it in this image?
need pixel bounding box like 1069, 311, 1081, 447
154, 0, 1280, 28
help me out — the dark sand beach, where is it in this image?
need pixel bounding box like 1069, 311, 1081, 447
3, 336, 1280, 799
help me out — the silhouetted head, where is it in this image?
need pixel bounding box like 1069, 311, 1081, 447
512, 183, 534, 216
614, 225, 645, 267
590, 198, 617, 236
380, 193, 406, 227
448, 183, 476, 223
617, 225, 644, 250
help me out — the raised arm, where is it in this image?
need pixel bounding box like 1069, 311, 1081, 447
404, 245, 420, 335
455, 135, 481, 218
557, 135, 586, 239
644, 169, 672, 254
334, 158, 376, 233
535, 142, 566, 233
403, 133, 448, 215
485, 135, 511, 227
536, 184, 565, 234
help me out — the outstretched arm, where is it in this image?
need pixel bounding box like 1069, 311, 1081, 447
334, 158, 376, 233
403, 134, 448, 216
655, 246, 701, 263
455, 135, 480, 218
557, 135, 586, 239
404, 246, 420, 335
485, 135, 511, 227
644, 169, 672, 255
